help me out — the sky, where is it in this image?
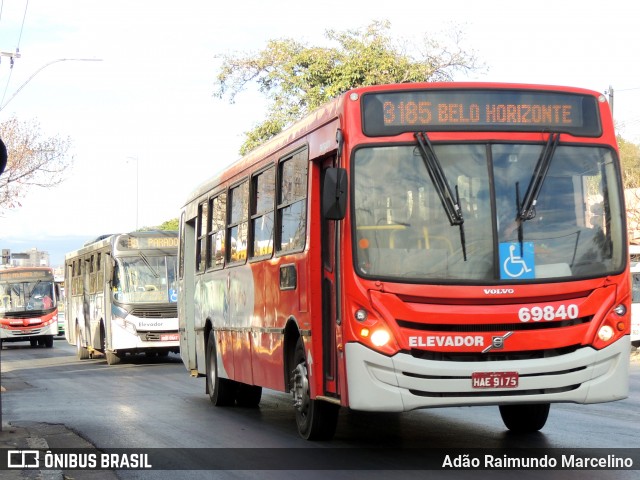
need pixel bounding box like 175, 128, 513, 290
0, 0, 639, 266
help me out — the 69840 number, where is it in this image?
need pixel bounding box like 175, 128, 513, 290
518, 304, 579, 322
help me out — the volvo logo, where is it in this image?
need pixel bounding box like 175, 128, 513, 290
483, 288, 515, 295
482, 332, 513, 353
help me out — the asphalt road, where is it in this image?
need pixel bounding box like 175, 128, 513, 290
1, 339, 638, 480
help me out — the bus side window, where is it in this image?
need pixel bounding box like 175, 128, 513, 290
277, 149, 308, 253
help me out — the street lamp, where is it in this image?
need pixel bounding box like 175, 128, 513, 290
126, 156, 139, 231
0, 58, 102, 112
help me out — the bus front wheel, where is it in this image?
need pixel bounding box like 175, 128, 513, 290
499, 403, 550, 432
205, 330, 236, 406
291, 338, 339, 440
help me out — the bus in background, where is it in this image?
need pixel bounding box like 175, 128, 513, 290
179, 82, 630, 440
65, 231, 179, 365
0, 266, 59, 348
630, 245, 640, 347
54, 275, 65, 337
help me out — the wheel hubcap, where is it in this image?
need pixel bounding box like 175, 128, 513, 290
292, 363, 310, 414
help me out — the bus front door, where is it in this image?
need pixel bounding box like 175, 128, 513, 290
321, 158, 341, 400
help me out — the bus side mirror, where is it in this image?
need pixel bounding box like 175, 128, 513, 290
322, 167, 348, 220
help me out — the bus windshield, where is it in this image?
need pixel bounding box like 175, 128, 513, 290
112, 255, 178, 304
0, 279, 56, 313
353, 143, 624, 282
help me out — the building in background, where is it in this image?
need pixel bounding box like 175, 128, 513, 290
1, 248, 50, 268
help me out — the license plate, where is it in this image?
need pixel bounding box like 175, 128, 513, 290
160, 333, 179, 342
472, 371, 519, 389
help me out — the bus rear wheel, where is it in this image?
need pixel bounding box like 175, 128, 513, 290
499, 403, 550, 432
291, 338, 339, 440
76, 327, 90, 360
205, 330, 236, 406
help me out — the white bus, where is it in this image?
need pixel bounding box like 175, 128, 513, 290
64, 231, 179, 364
630, 245, 640, 347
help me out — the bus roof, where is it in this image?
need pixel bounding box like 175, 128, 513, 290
64, 230, 178, 261
0, 266, 54, 274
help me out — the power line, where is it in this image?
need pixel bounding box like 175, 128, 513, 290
16, 0, 29, 49
0, 0, 29, 107
0, 58, 102, 112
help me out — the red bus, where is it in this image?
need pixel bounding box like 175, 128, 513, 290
0, 266, 59, 348
178, 82, 630, 440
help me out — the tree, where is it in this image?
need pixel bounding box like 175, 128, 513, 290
0, 116, 73, 209
214, 20, 483, 154
618, 135, 640, 190
618, 135, 640, 243
140, 218, 179, 231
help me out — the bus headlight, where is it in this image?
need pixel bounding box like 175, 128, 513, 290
352, 304, 399, 355
597, 325, 614, 342
370, 329, 391, 347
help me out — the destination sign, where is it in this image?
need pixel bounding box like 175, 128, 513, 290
119, 235, 178, 250
0, 269, 52, 281
362, 89, 601, 137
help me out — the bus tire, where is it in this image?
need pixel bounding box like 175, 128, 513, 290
205, 330, 236, 406
236, 384, 262, 408
499, 403, 550, 432
76, 326, 90, 360
291, 338, 339, 440
44, 336, 54, 348
105, 350, 121, 365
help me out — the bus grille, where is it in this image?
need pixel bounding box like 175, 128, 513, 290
3, 311, 48, 319
408, 344, 581, 362
408, 384, 581, 398
397, 317, 592, 332
129, 305, 177, 319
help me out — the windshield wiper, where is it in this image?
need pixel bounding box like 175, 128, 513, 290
517, 132, 560, 222
414, 132, 467, 261
28, 280, 41, 299
139, 252, 160, 278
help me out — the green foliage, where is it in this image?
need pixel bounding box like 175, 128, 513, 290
618, 135, 640, 189
140, 218, 179, 232
214, 20, 483, 154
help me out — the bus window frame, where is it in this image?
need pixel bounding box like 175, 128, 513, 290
249, 163, 276, 262
206, 190, 227, 271
275, 146, 309, 256
226, 178, 250, 266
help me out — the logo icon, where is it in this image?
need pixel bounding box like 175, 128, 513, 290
7, 450, 40, 469
482, 332, 513, 353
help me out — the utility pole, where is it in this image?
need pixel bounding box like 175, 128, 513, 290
606, 85, 614, 116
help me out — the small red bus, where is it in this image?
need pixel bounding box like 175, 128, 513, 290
0, 266, 59, 348
178, 82, 630, 440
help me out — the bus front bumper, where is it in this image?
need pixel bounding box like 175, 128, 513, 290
344, 338, 630, 411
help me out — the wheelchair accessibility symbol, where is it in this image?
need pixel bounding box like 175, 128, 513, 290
499, 242, 535, 279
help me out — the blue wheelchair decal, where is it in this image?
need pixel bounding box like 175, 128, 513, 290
499, 242, 535, 279
169, 289, 178, 303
